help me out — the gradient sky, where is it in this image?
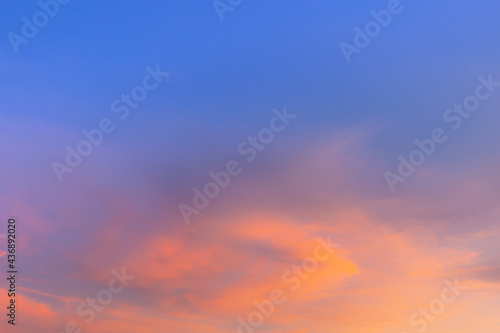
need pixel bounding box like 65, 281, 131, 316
1, 1, 500, 332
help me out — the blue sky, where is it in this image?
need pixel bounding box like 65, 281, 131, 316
1, 1, 500, 332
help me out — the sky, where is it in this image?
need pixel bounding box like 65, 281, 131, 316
1, 0, 500, 332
